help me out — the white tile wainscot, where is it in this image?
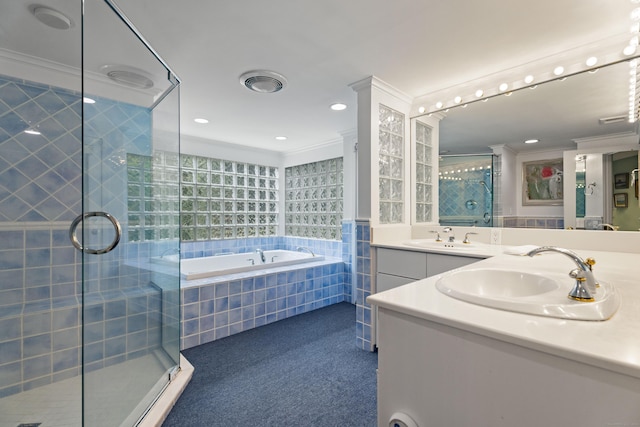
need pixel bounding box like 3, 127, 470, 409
368, 250, 640, 427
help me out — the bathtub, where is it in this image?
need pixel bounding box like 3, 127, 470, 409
154, 250, 324, 280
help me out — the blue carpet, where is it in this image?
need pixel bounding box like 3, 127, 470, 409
162, 302, 378, 427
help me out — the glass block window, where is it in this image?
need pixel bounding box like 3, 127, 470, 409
415, 121, 433, 222
379, 104, 404, 224
180, 155, 279, 241
285, 157, 344, 240
127, 152, 279, 242
127, 152, 180, 242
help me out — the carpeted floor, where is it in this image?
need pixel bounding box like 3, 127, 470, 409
162, 302, 378, 427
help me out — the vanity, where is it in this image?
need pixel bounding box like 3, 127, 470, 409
368, 243, 640, 427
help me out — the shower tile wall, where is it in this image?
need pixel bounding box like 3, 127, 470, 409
0, 73, 161, 397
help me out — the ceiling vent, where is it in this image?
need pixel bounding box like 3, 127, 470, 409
100, 65, 154, 89
239, 70, 287, 93
30, 5, 73, 30
598, 115, 627, 125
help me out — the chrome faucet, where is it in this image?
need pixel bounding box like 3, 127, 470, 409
526, 246, 598, 302
255, 248, 266, 263
429, 230, 442, 242
463, 232, 478, 244
442, 226, 455, 242
296, 246, 315, 256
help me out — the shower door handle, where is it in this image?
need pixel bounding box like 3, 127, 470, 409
69, 211, 122, 254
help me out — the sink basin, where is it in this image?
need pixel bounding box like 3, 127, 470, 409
435, 268, 620, 320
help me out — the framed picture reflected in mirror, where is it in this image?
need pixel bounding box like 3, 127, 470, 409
614, 192, 628, 208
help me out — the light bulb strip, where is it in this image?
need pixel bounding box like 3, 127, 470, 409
411, 33, 638, 117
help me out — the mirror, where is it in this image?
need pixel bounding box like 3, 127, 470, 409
412, 57, 640, 229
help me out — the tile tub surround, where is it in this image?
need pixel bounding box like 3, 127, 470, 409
180, 258, 346, 349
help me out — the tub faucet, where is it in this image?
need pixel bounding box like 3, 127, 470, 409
601, 223, 619, 231
526, 246, 598, 302
296, 246, 315, 256
442, 227, 455, 242
160, 247, 179, 258
255, 248, 266, 263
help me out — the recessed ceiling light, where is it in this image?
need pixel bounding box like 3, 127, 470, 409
275, 136, 287, 141
24, 129, 41, 135
524, 139, 539, 144
330, 103, 347, 111
83, 97, 95, 104
194, 118, 209, 124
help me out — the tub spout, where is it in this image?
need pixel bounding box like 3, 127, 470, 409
255, 248, 266, 263
160, 247, 179, 258
296, 246, 315, 256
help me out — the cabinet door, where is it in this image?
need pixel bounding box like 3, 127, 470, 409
426, 253, 479, 277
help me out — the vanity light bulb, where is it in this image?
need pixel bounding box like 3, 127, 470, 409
499, 83, 509, 92
418, 106, 425, 114
631, 7, 640, 21
524, 75, 534, 84
585, 57, 598, 67
475, 89, 484, 97
435, 101, 443, 109
454, 96, 462, 104
624, 44, 637, 56
553, 66, 564, 76
632, 23, 640, 34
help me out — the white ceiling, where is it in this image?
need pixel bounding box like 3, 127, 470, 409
1, 0, 635, 153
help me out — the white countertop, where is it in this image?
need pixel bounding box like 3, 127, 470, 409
367, 248, 640, 380
372, 239, 508, 258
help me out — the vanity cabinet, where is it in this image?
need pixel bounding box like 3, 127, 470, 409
375, 247, 479, 292
373, 247, 481, 347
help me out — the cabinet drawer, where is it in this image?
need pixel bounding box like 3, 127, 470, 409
377, 248, 427, 279
376, 272, 416, 293
426, 253, 479, 277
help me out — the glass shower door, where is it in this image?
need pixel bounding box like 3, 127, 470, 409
79, 1, 180, 425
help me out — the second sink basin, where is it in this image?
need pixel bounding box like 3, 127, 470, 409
435, 268, 620, 321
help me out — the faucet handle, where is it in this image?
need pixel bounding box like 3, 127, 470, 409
585, 257, 596, 270
463, 232, 478, 244
429, 230, 442, 242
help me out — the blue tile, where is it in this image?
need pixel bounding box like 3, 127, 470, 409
23, 333, 51, 358
229, 280, 242, 295
104, 337, 125, 358
84, 304, 104, 323
241, 293, 254, 306
105, 318, 126, 338
200, 299, 214, 315
228, 308, 241, 324
214, 297, 228, 312
0, 340, 21, 364
53, 307, 79, 330
229, 294, 241, 310
183, 303, 199, 320
23, 312, 51, 336
214, 312, 228, 328
53, 328, 78, 351
214, 283, 228, 298
84, 322, 104, 344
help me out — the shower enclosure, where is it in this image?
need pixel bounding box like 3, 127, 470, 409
0, 1, 181, 426
439, 155, 494, 227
